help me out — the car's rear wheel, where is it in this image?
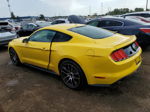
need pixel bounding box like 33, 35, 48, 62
9, 48, 21, 66
59, 60, 87, 90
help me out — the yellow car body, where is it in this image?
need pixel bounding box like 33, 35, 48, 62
8, 24, 142, 88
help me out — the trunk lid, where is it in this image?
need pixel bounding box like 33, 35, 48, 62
94, 34, 136, 49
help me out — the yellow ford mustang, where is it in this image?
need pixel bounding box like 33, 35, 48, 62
8, 24, 142, 89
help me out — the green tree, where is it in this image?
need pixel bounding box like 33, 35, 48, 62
11, 12, 16, 19
106, 8, 145, 15
106, 8, 130, 15
134, 8, 144, 12
39, 14, 45, 20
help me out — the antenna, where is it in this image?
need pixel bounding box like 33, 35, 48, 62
146, 0, 149, 11
101, 2, 103, 15
6, 0, 12, 16
89, 5, 91, 15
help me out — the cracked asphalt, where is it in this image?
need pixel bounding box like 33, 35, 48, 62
0, 46, 150, 112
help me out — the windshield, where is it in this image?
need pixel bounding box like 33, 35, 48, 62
69, 25, 114, 39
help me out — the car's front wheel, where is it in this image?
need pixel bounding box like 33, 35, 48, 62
59, 60, 87, 90
9, 48, 21, 66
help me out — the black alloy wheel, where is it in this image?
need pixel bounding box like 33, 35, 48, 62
9, 48, 21, 66
59, 60, 87, 89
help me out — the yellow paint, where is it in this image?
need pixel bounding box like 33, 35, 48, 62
8, 24, 142, 85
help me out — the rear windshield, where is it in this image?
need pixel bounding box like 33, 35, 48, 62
69, 25, 114, 39
126, 18, 150, 25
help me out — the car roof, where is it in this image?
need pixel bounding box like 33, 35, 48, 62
89, 17, 137, 25
42, 24, 84, 30
122, 11, 150, 16
94, 17, 126, 22
55, 19, 66, 21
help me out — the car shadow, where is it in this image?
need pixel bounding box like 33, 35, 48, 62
21, 63, 136, 94
20, 64, 61, 80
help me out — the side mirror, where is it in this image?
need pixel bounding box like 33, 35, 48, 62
22, 38, 29, 43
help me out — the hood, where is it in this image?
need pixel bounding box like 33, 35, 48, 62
12, 36, 29, 42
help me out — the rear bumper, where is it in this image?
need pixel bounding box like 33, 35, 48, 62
86, 49, 142, 85
90, 60, 141, 85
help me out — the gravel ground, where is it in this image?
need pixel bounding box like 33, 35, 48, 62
0, 46, 150, 112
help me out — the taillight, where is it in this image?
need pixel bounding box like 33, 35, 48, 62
135, 41, 139, 46
111, 49, 128, 62
140, 28, 150, 33
111, 41, 139, 62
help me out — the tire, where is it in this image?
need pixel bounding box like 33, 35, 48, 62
9, 48, 21, 66
59, 60, 87, 90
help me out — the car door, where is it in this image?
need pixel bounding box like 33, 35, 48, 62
98, 20, 124, 33
21, 30, 56, 68
48, 32, 72, 72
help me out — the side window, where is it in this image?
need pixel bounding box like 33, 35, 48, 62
87, 21, 99, 27
99, 20, 123, 27
51, 21, 57, 25
29, 30, 56, 42
28, 25, 33, 30
109, 21, 123, 26
52, 20, 66, 25
53, 32, 72, 42
98, 20, 108, 27
22, 24, 28, 30
28, 24, 36, 30
58, 20, 65, 24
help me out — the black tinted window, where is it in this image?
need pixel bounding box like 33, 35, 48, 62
28, 24, 36, 30
58, 20, 65, 23
69, 25, 114, 39
22, 24, 28, 30
99, 20, 123, 27
29, 30, 56, 42
51, 20, 65, 25
53, 32, 72, 42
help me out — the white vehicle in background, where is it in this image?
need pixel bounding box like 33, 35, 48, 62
0, 21, 17, 46
121, 11, 150, 19
36, 21, 52, 27
51, 19, 69, 25
51, 15, 86, 25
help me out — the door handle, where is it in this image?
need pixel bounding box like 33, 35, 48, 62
51, 49, 57, 52
41, 48, 49, 51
